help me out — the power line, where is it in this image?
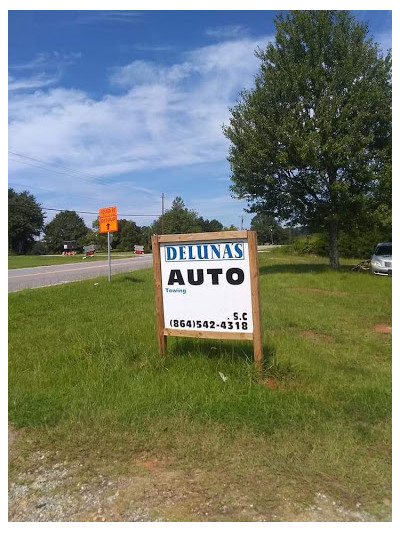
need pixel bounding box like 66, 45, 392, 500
8, 150, 161, 197
8, 150, 102, 180
42, 207, 160, 217
8, 156, 102, 186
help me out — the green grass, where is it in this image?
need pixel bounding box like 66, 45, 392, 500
8, 251, 139, 269
8, 251, 392, 520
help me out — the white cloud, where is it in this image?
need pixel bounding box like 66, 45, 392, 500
109, 60, 193, 87
9, 36, 271, 173
75, 11, 143, 25
10, 51, 81, 71
8, 52, 82, 92
8, 35, 271, 225
8, 74, 60, 92
206, 24, 250, 40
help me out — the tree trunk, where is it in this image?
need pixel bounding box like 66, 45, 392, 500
328, 219, 340, 269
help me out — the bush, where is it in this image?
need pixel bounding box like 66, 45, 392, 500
27, 241, 48, 255
286, 229, 392, 259
286, 233, 328, 256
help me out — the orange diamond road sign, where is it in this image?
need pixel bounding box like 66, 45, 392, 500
99, 206, 118, 233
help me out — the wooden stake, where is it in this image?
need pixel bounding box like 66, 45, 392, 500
151, 235, 167, 356
247, 230, 263, 372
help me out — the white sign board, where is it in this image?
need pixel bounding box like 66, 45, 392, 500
160, 238, 253, 334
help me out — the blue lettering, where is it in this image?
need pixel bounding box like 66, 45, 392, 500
166, 246, 177, 261
210, 244, 221, 259
197, 245, 209, 260
179, 246, 186, 260
234, 243, 244, 259
223, 244, 233, 259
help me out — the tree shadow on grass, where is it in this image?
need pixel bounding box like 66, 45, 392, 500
259, 263, 355, 275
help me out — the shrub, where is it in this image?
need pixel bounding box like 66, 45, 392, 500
27, 241, 48, 255
286, 229, 392, 260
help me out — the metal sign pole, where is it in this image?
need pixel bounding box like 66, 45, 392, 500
107, 228, 111, 282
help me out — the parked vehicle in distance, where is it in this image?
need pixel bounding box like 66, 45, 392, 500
371, 242, 392, 276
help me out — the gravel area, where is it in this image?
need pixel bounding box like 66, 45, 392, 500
8, 427, 390, 522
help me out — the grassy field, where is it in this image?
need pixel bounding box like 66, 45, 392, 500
8, 252, 139, 269
8, 250, 392, 521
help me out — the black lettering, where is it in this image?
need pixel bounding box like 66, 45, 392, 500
187, 269, 204, 285
168, 270, 185, 285
207, 268, 223, 285
226, 268, 244, 285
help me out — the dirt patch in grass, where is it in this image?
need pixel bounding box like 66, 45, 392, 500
134, 453, 175, 472
300, 330, 334, 343
373, 324, 392, 334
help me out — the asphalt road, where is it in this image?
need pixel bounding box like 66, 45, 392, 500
8, 255, 154, 292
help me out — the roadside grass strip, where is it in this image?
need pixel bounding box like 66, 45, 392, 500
8, 251, 392, 521
8, 252, 138, 269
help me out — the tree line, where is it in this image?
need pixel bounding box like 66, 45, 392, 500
8, 191, 242, 255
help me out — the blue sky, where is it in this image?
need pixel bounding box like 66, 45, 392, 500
8, 7, 392, 229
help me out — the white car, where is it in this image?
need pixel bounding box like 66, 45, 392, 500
371, 242, 392, 276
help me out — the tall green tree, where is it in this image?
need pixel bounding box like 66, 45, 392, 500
223, 10, 391, 268
111, 219, 142, 251
152, 197, 202, 234
250, 213, 290, 244
8, 188, 44, 254
197, 217, 224, 233
91, 218, 107, 250
44, 210, 89, 253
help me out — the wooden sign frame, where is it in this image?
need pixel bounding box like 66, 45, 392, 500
152, 230, 263, 371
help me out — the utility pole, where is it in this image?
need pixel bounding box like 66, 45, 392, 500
270, 226, 274, 245
240, 214, 244, 230
161, 193, 165, 234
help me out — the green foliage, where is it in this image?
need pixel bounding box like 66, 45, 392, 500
250, 213, 291, 244
80, 228, 98, 248
223, 10, 392, 268
287, 234, 329, 256
27, 240, 47, 255
139, 226, 153, 252
198, 217, 223, 233
151, 197, 225, 235
91, 218, 107, 250
8, 189, 44, 254
223, 224, 239, 231
111, 219, 142, 251
287, 227, 391, 259
152, 197, 202, 234
44, 210, 89, 253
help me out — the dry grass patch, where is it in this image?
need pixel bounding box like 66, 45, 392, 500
373, 324, 392, 334
300, 330, 334, 343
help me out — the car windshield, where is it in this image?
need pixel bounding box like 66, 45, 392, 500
375, 245, 392, 256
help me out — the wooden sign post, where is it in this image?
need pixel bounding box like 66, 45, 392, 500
152, 230, 263, 371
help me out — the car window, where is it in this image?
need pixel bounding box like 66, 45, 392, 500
375, 245, 392, 256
